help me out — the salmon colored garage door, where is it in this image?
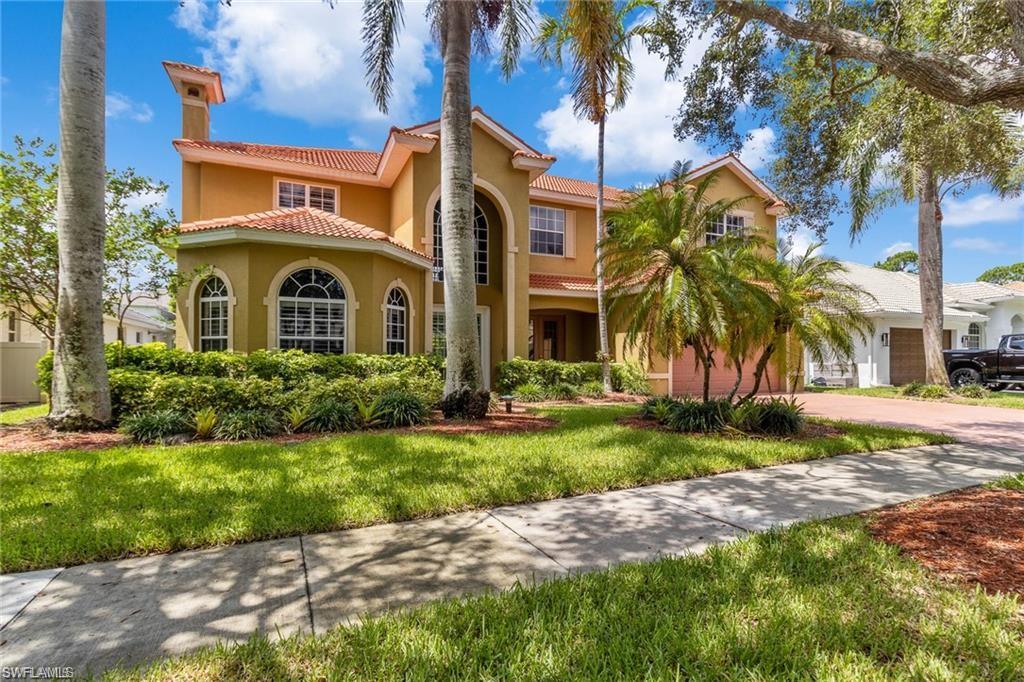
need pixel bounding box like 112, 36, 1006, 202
889, 328, 952, 386
670, 348, 780, 397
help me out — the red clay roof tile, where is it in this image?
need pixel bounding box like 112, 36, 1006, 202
529, 272, 598, 293
174, 139, 381, 175
529, 174, 626, 201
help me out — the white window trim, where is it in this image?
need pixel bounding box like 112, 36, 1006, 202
263, 257, 359, 351
431, 200, 489, 285
381, 279, 416, 355
529, 204, 568, 257
431, 304, 491, 389
185, 268, 236, 352
705, 210, 753, 244
273, 176, 340, 214
198, 277, 230, 352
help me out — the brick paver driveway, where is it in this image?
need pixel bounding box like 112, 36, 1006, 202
798, 392, 1023, 448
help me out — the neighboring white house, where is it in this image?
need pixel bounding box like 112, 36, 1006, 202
806, 262, 1024, 388
1, 302, 175, 404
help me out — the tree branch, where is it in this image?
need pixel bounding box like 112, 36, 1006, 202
716, 0, 1024, 108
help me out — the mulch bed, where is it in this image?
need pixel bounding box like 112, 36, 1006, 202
408, 411, 558, 435
0, 420, 129, 454
868, 486, 1024, 596
617, 414, 846, 440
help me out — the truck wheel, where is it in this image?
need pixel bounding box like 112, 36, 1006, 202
949, 368, 981, 387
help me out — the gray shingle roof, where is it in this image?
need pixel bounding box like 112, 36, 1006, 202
836, 262, 988, 319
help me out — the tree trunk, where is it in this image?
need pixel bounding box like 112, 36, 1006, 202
439, 2, 482, 398
49, 0, 111, 430
739, 340, 776, 404
726, 354, 743, 401
917, 163, 948, 386
594, 115, 613, 393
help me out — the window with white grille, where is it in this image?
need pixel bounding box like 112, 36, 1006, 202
199, 276, 229, 352
276, 180, 336, 213
277, 268, 346, 353
706, 214, 747, 244
433, 201, 488, 284
529, 205, 565, 255
385, 288, 407, 355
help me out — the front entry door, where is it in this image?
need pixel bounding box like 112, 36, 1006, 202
529, 315, 565, 360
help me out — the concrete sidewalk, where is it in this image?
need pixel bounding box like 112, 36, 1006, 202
2, 442, 1021, 675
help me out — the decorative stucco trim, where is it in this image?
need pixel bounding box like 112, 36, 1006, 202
262, 257, 360, 351
528, 287, 598, 299
472, 176, 518, 361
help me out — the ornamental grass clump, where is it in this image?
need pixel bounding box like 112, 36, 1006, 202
733, 397, 804, 437
214, 410, 280, 441
119, 410, 192, 444
303, 399, 359, 433
513, 383, 546, 403
663, 399, 733, 434
377, 391, 428, 427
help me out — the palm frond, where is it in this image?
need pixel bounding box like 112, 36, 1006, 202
361, 0, 405, 114
496, 0, 534, 78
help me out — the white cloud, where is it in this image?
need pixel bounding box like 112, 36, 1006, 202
784, 227, 821, 260
123, 189, 168, 213
951, 237, 1005, 253
536, 32, 711, 174
737, 127, 776, 171
943, 194, 1024, 227
106, 92, 154, 123
175, 0, 433, 126
882, 241, 913, 258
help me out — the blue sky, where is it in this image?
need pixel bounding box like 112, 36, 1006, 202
2, 0, 1021, 281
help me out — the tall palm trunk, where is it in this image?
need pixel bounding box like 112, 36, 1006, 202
595, 115, 613, 393
440, 2, 482, 395
917, 163, 948, 386
49, 0, 111, 429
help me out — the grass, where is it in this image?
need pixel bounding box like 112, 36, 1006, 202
0, 406, 950, 573
988, 472, 1024, 491
108, 516, 1024, 681
0, 402, 47, 425
806, 385, 1024, 409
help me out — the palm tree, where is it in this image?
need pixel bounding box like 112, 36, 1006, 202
362, 0, 532, 399
601, 162, 755, 401
535, 0, 653, 393
739, 243, 874, 403
49, 0, 111, 429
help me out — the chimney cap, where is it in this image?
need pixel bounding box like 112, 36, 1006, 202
163, 60, 225, 104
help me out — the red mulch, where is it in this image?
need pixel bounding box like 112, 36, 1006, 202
0, 420, 128, 454
617, 415, 846, 440
407, 411, 558, 435
868, 487, 1024, 596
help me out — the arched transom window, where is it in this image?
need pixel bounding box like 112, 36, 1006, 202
433, 200, 488, 285
199, 276, 228, 352
385, 288, 408, 355
278, 267, 346, 353
964, 322, 982, 350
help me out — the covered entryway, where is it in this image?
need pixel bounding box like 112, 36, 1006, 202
889, 328, 952, 385
671, 348, 780, 397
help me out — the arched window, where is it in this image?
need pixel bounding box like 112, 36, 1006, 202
199, 276, 229, 351
277, 267, 346, 353
964, 322, 982, 350
385, 288, 408, 355
433, 201, 488, 284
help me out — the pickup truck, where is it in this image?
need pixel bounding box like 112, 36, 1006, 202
944, 334, 1024, 389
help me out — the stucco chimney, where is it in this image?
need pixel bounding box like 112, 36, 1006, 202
162, 61, 225, 141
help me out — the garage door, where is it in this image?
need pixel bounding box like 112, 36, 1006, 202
671, 347, 780, 397
889, 328, 952, 385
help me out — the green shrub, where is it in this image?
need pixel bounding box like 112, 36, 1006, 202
377, 391, 429, 427
304, 399, 359, 433
640, 396, 678, 421
898, 381, 925, 397
546, 382, 579, 401
916, 384, 951, 399
214, 410, 280, 440
733, 397, 804, 436
439, 388, 490, 419
513, 383, 547, 403
282, 405, 310, 433
954, 383, 989, 399
664, 398, 733, 433
108, 369, 158, 419
611, 362, 651, 395
119, 410, 191, 444
148, 375, 286, 415
579, 380, 606, 398
193, 407, 218, 439
354, 397, 385, 428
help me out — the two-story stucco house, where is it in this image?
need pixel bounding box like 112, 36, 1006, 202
166, 61, 786, 394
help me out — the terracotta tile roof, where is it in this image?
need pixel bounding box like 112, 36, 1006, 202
179, 208, 430, 262
529, 272, 598, 293
174, 139, 381, 175
530, 174, 626, 201
162, 61, 220, 77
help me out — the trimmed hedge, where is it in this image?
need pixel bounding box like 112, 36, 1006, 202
38, 343, 444, 425
37, 343, 444, 390
496, 358, 650, 395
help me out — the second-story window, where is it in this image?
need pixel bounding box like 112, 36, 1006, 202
529, 206, 565, 256
433, 201, 488, 285
277, 180, 336, 213
706, 213, 747, 244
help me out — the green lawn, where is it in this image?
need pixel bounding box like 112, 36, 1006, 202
0, 402, 47, 425
0, 406, 950, 573
108, 516, 1024, 681
807, 385, 1024, 409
